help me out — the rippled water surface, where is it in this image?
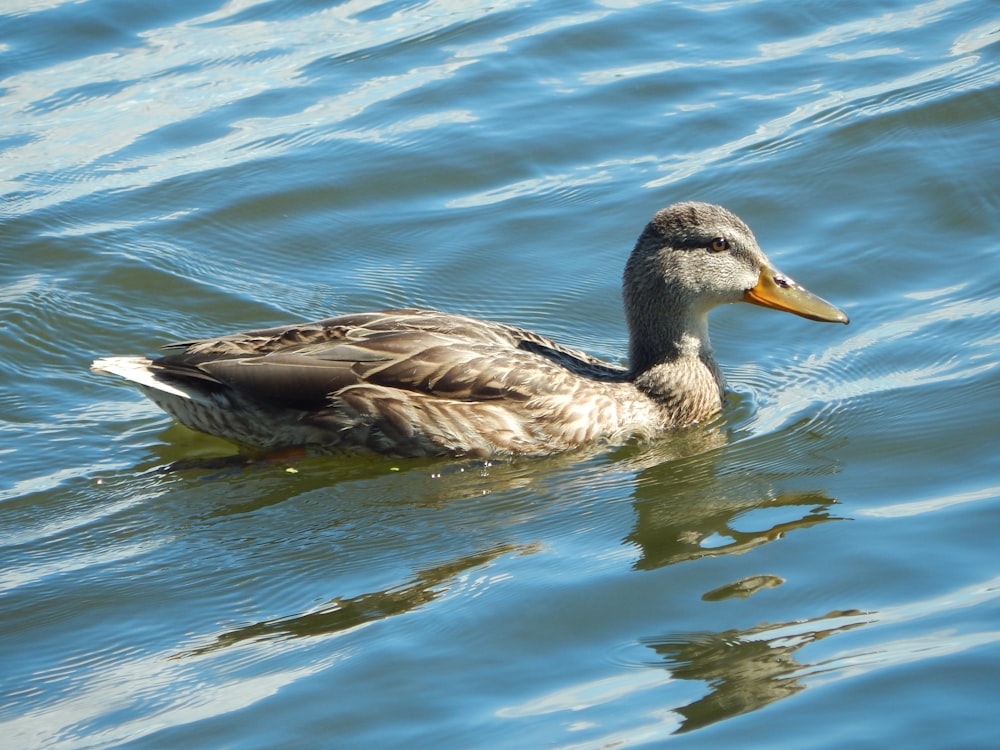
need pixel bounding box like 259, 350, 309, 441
3, 1, 1000, 747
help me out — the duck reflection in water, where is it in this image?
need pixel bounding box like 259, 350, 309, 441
177, 423, 850, 687
641, 608, 872, 734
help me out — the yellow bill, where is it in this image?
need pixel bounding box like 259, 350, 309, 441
743, 263, 849, 324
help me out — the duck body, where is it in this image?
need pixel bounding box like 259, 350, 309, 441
93, 309, 714, 457
92, 202, 848, 457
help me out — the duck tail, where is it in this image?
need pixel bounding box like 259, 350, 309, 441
91, 356, 195, 400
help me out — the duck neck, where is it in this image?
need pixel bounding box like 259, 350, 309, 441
627, 305, 712, 374
626, 306, 725, 409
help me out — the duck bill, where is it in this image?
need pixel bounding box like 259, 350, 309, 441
743, 263, 849, 324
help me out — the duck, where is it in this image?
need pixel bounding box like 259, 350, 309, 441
92, 201, 848, 457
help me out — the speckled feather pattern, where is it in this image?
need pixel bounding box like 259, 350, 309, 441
103, 309, 684, 456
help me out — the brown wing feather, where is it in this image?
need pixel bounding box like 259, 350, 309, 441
148, 309, 628, 415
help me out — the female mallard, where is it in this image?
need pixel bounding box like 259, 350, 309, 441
92, 202, 848, 457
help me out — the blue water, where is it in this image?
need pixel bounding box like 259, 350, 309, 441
2, 1, 999, 747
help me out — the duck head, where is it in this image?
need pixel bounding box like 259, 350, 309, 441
623, 201, 848, 372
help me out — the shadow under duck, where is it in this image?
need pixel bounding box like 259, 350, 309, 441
92, 202, 848, 457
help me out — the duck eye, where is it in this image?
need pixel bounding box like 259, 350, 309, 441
709, 237, 729, 252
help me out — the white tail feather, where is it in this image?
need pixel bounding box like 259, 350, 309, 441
91, 357, 193, 400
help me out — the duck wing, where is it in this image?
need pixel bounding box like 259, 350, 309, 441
150, 309, 626, 411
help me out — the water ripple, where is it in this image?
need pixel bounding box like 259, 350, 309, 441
2, 0, 999, 747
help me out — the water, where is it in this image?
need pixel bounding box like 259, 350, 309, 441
2, 0, 999, 747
